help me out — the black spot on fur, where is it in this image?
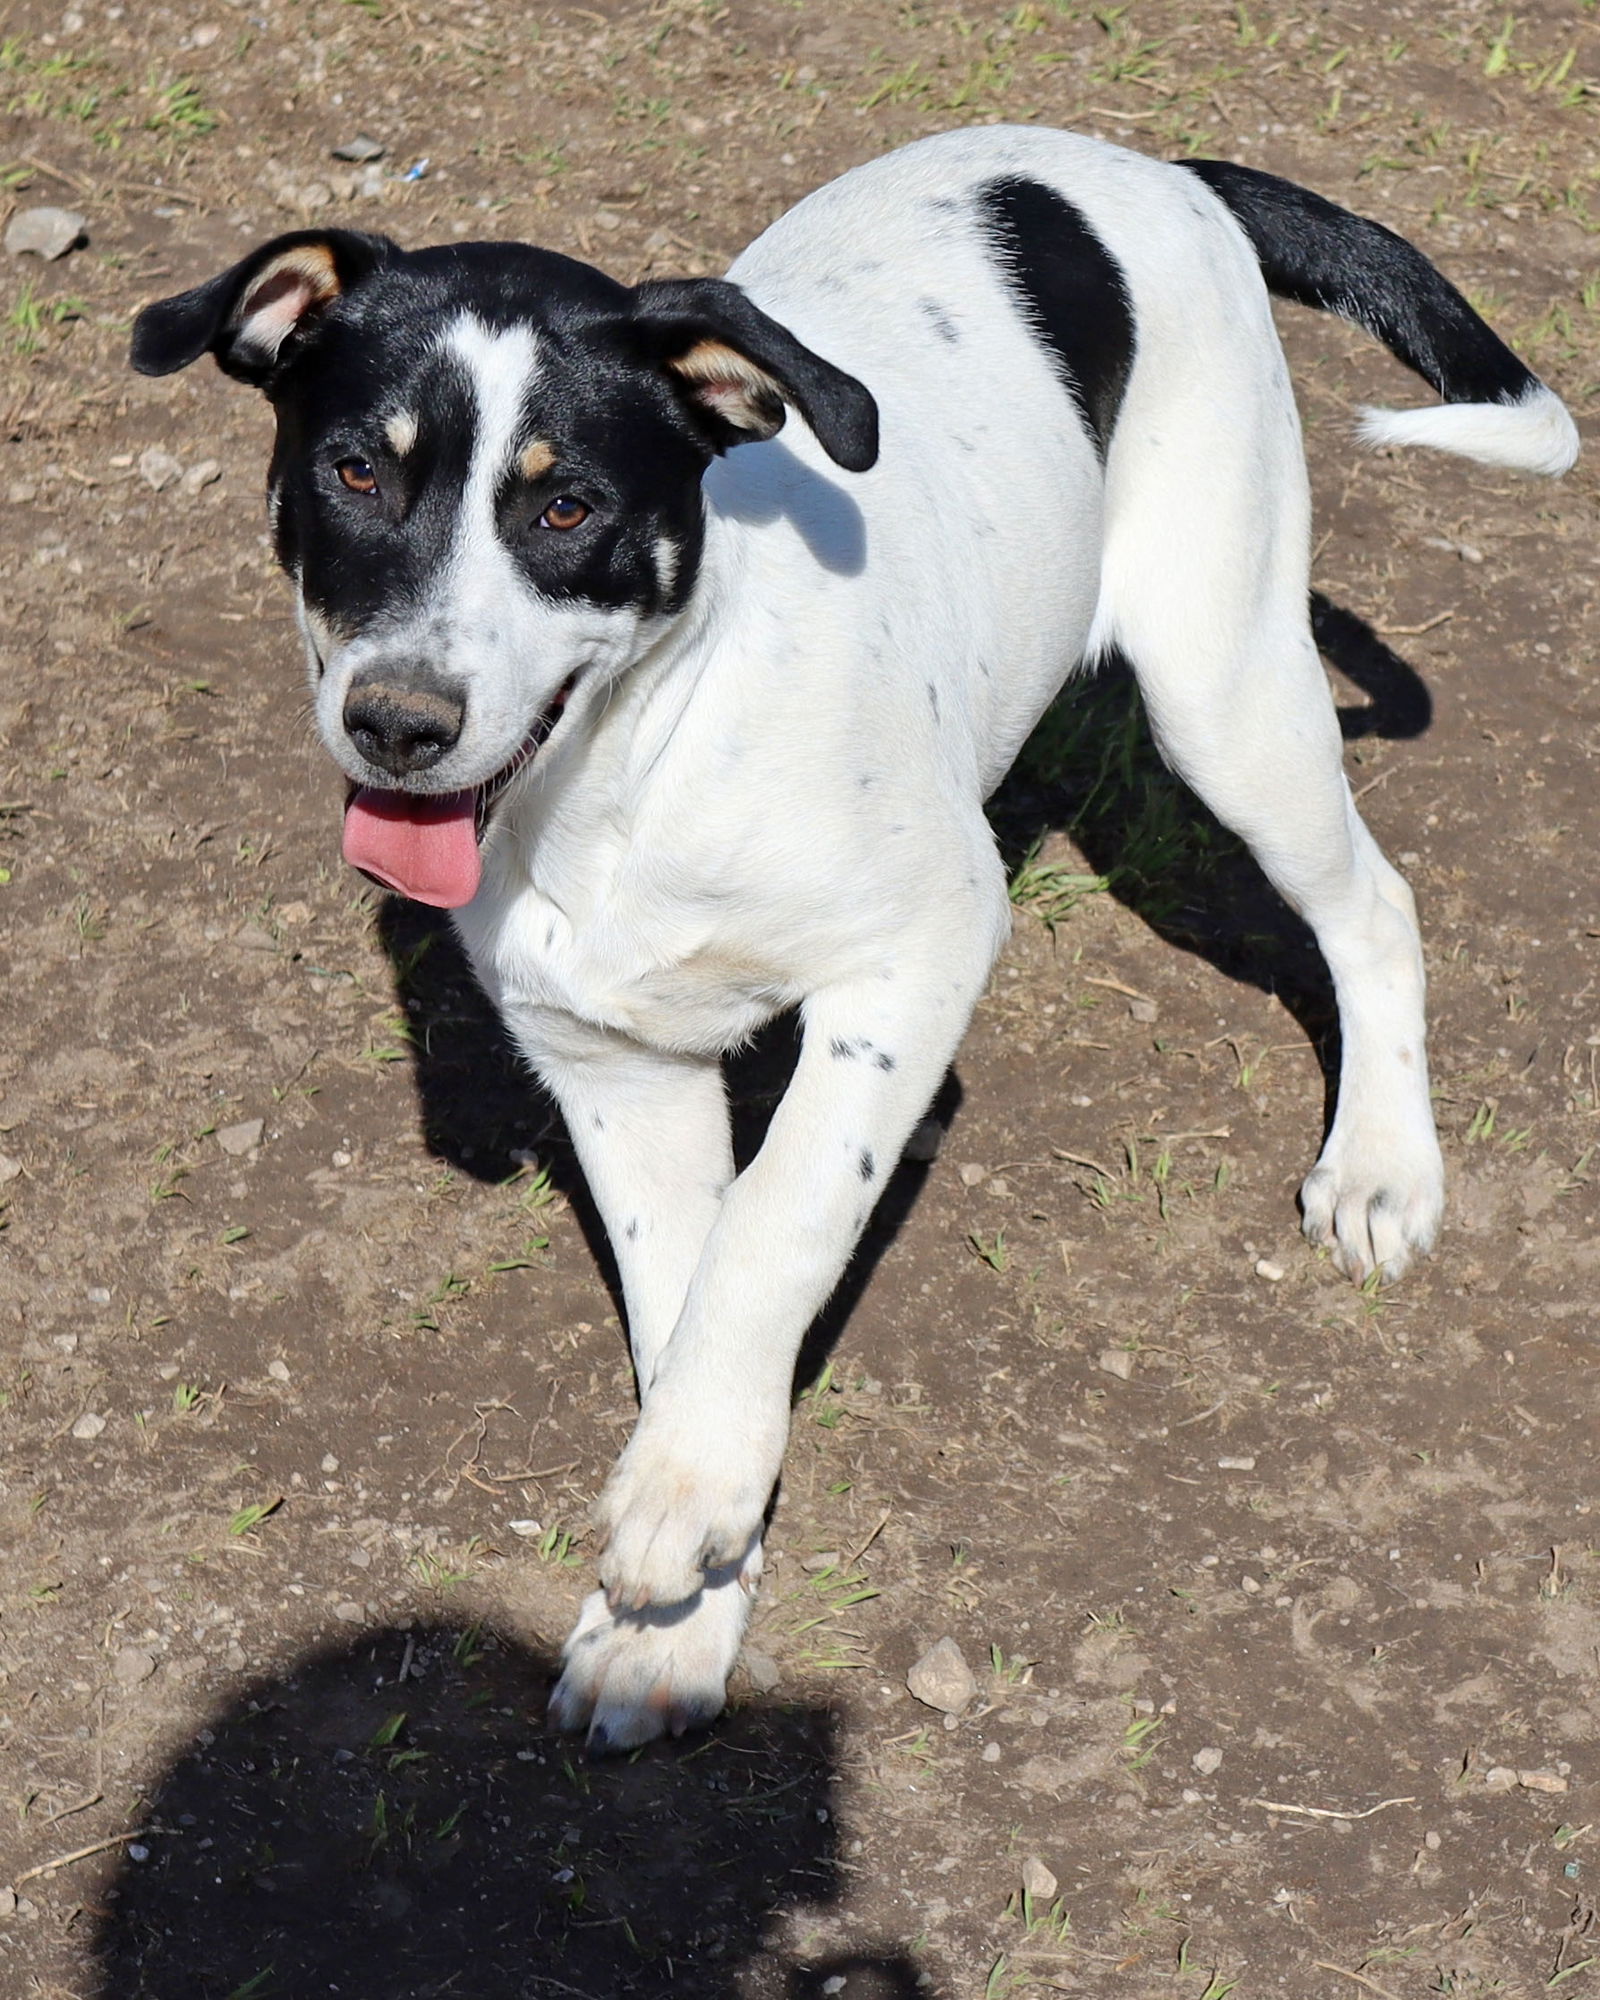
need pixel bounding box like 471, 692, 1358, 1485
830, 1037, 859, 1061
918, 297, 959, 344
977, 176, 1137, 462
625, 1217, 640, 1241
926, 682, 940, 723
857, 1149, 875, 1183
592, 1111, 605, 1131
873, 1050, 896, 1073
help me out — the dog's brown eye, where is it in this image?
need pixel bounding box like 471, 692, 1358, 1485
540, 495, 590, 531
337, 458, 378, 495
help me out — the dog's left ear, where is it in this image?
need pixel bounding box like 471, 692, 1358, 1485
631, 278, 879, 473
131, 228, 399, 386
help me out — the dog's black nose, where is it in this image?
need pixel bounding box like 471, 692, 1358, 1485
343, 681, 465, 777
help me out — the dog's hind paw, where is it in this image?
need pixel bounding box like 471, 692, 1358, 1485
1299, 1116, 1444, 1285
549, 1549, 759, 1756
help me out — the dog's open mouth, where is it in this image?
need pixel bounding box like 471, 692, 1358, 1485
340, 674, 576, 910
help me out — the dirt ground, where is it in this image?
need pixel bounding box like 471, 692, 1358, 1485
2, 0, 1599, 1993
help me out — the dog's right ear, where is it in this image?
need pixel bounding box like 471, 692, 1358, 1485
130, 229, 398, 385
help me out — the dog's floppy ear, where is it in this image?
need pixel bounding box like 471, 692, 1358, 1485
130, 228, 399, 386
631, 277, 879, 472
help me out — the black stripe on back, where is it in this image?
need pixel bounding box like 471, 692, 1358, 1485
1180, 159, 1536, 407
976, 176, 1137, 461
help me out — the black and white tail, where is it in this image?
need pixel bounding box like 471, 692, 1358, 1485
1183, 159, 1579, 477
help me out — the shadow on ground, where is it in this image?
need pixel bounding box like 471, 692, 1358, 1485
91, 1623, 929, 2000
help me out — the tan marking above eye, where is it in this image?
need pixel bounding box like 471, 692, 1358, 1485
385, 411, 418, 456
519, 440, 556, 480
540, 496, 590, 531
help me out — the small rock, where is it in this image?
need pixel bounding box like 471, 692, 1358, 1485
138, 446, 184, 492
333, 1601, 364, 1624
112, 1646, 157, 1687
743, 1647, 781, 1693
1128, 996, 1158, 1023
321, 1454, 339, 1473
348, 1547, 370, 1569
1098, 1348, 1136, 1381
801, 1551, 840, 1573
957, 1161, 988, 1188
216, 1118, 264, 1156
71, 1412, 106, 1441
191, 22, 221, 46
0, 1888, 14, 1916
1254, 1257, 1284, 1282
982, 1740, 1001, 1762
126, 1843, 150, 1863
1217, 1455, 1257, 1473
234, 923, 277, 952
1240, 1574, 1261, 1595
593, 209, 622, 232
277, 900, 312, 926
903, 1115, 943, 1164
224, 1643, 247, 1671
267, 1359, 291, 1383
0, 1154, 21, 1183
1483, 1765, 1518, 1792
1020, 1855, 1058, 1902
332, 134, 386, 162
5, 206, 87, 261
1192, 1745, 1224, 1776
86, 1286, 111, 1306
180, 457, 221, 496
906, 1636, 977, 1715
1517, 1768, 1568, 1794
506, 1518, 543, 1538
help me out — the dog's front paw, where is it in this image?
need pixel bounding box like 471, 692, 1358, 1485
593, 1395, 781, 1610
549, 1547, 760, 1755
1300, 1113, 1444, 1284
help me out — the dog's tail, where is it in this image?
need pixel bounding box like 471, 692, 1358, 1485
1182, 159, 1579, 477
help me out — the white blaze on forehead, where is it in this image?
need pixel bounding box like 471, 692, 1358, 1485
446, 313, 541, 513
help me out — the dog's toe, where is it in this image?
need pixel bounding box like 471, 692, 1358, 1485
549, 1558, 758, 1757
1299, 1121, 1443, 1286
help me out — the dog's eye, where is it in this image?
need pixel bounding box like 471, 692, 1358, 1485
540, 495, 590, 532
336, 458, 378, 495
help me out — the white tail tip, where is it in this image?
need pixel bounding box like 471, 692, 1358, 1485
1357, 383, 1579, 477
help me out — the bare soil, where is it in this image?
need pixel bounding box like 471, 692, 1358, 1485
3, 1, 1599, 1995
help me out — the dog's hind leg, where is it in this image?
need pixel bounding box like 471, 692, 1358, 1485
1098, 416, 1443, 1285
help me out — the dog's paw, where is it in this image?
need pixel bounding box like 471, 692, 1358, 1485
594, 1395, 782, 1610
1300, 1113, 1444, 1285
549, 1550, 758, 1755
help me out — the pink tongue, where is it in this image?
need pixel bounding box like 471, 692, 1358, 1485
342, 787, 482, 909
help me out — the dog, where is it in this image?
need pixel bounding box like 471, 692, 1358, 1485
132, 126, 1577, 1752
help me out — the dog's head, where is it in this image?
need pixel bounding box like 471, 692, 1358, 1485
131, 229, 878, 907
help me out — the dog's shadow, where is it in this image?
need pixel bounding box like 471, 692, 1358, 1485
89, 1622, 930, 1999
377, 590, 1429, 1343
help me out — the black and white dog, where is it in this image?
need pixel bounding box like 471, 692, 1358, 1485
133, 128, 1576, 1751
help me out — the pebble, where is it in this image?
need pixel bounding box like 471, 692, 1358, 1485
321, 1454, 339, 1473
957, 1161, 988, 1188
234, 923, 277, 952
191, 22, 220, 45
332, 134, 386, 162
1128, 996, 1158, 1023
87, 1286, 111, 1306
906, 1636, 977, 1715
112, 1646, 157, 1686
267, 1359, 290, 1382
1254, 1257, 1284, 1282
71, 1412, 107, 1440
1192, 1746, 1224, 1776
743, 1648, 781, 1693
1217, 1455, 1257, 1473
0, 1154, 21, 1183
333, 1601, 364, 1624
982, 1741, 1001, 1762
1020, 1855, 1058, 1901
1240, 1574, 1261, 1595
138, 446, 184, 492
216, 1118, 264, 1156
5, 206, 87, 260
180, 457, 221, 496
1097, 1348, 1136, 1381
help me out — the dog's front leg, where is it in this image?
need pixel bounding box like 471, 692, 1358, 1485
508, 1014, 749, 1751
594, 937, 1002, 1618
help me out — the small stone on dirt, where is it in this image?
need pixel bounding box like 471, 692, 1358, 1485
907, 1636, 977, 1715
1516, 1768, 1568, 1793
1254, 1257, 1285, 1282
957, 1161, 988, 1187
71, 1411, 107, 1440
0, 1154, 21, 1183
112, 1646, 157, 1686
267, 1359, 290, 1382
333, 1601, 364, 1624
1098, 1348, 1136, 1381
1217, 1455, 1257, 1472
216, 1118, 264, 1156
332, 134, 386, 162
743, 1647, 781, 1693
138, 447, 184, 493
180, 457, 222, 496
1192, 1745, 1223, 1775
1020, 1855, 1058, 1901
1128, 996, 1158, 1023
5, 206, 87, 260
507, 1518, 542, 1537
1483, 1766, 1517, 1791
234, 923, 277, 952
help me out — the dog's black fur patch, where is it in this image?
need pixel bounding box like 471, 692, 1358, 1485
976, 177, 1137, 462
1181, 160, 1538, 406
